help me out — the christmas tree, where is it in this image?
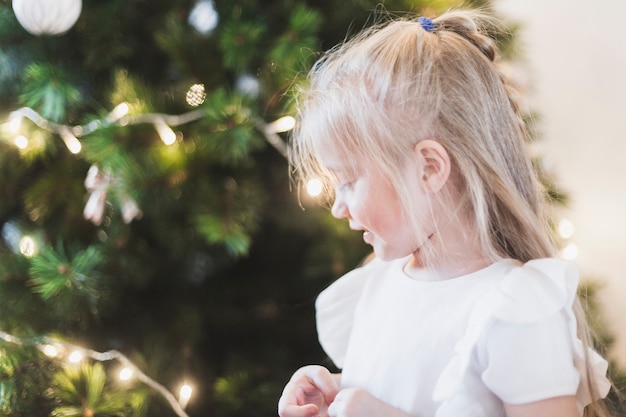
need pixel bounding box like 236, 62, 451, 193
0, 0, 622, 416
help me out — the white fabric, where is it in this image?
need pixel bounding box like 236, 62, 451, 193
315, 257, 610, 417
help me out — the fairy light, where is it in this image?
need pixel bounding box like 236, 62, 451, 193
60, 128, 82, 154
42, 344, 58, 358
558, 218, 575, 239
178, 383, 193, 409
266, 116, 295, 133
119, 366, 134, 381
7, 111, 23, 133
4, 105, 289, 159
0, 329, 192, 417
109, 102, 130, 122
306, 178, 323, 197
561, 242, 579, 260
68, 349, 84, 363
19, 235, 37, 257
154, 119, 177, 145
13, 135, 28, 149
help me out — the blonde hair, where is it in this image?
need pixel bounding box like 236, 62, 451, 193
290, 8, 610, 416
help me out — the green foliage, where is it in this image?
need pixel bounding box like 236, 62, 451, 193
269, 4, 322, 78
0, 344, 59, 417
50, 362, 143, 417
28, 244, 102, 317
19, 64, 82, 122
219, 20, 267, 72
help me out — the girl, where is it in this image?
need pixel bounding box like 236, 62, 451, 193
278, 9, 612, 417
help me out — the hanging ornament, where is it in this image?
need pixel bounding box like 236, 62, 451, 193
12, 0, 82, 36
83, 165, 142, 226
188, 0, 219, 35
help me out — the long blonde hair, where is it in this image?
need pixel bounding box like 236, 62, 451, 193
290, 9, 609, 415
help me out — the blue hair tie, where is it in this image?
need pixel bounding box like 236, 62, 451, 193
417, 16, 435, 32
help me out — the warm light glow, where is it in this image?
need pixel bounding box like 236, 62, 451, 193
306, 178, 323, 197
154, 120, 177, 145
19, 236, 36, 257
60, 129, 82, 154
110, 102, 130, 120
14, 135, 28, 149
178, 383, 193, 408
7, 112, 23, 133
558, 218, 575, 239
68, 350, 84, 363
267, 116, 295, 133
119, 367, 133, 381
561, 242, 579, 260
42, 344, 58, 358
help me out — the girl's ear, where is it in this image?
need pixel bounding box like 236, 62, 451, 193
413, 140, 451, 193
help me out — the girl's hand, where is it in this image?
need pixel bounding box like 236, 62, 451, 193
278, 365, 340, 417
327, 388, 410, 417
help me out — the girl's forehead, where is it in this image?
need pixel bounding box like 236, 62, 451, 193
314, 138, 360, 173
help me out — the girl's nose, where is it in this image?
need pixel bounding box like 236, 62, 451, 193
331, 192, 348, 219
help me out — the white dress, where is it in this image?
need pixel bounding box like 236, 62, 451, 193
315, 257, 611, 417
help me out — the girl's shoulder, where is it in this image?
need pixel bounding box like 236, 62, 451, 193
434, 258, 611, 411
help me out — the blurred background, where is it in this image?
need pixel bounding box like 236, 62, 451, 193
0, 0, 623, 416
495, 0, 626, 371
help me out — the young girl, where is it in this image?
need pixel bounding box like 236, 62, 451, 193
278, 9, 612, 417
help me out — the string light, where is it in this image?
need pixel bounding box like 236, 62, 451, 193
68, 349, 84, 363
14, 135, 28, 149
0, 330, 192, 417
60, 127, 82, 154
19, 235, 37, 257
41, 344, 59, 358
3, 105, 291, 158
306, 178, 323, 197
154, 119, 178, 145
178, 383, 193, 409
558, 218, 575, 239
119, 366, 134, 381
561, 242, 579, 260
266, 116, 295, 133
7, 111, 23, 133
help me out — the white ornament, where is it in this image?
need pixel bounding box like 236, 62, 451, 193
12, 0, 82, 36
188, 0, 218, 35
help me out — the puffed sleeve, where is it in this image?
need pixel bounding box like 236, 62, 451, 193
433, 258, 611, 415
481, 312, 581, 404
315, 257, 379, 368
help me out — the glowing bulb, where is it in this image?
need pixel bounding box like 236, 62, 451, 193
60, 129, 82, 154
7, 112, 23, 133
109, 102, 130, 121
561, 242, 579, 260
68, 350, 84, 363
558, 218, 574, 239
119, 367, 133, 381
14, 135, 28, 149
178, 383, 193, 408
306, 178, 323, 197
267, 116, 295, 133
19, 235, 36, 257
42, 344, 58, 358
154, 119, 177, 145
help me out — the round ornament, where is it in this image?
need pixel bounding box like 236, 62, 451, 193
12, 0, 82, 36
